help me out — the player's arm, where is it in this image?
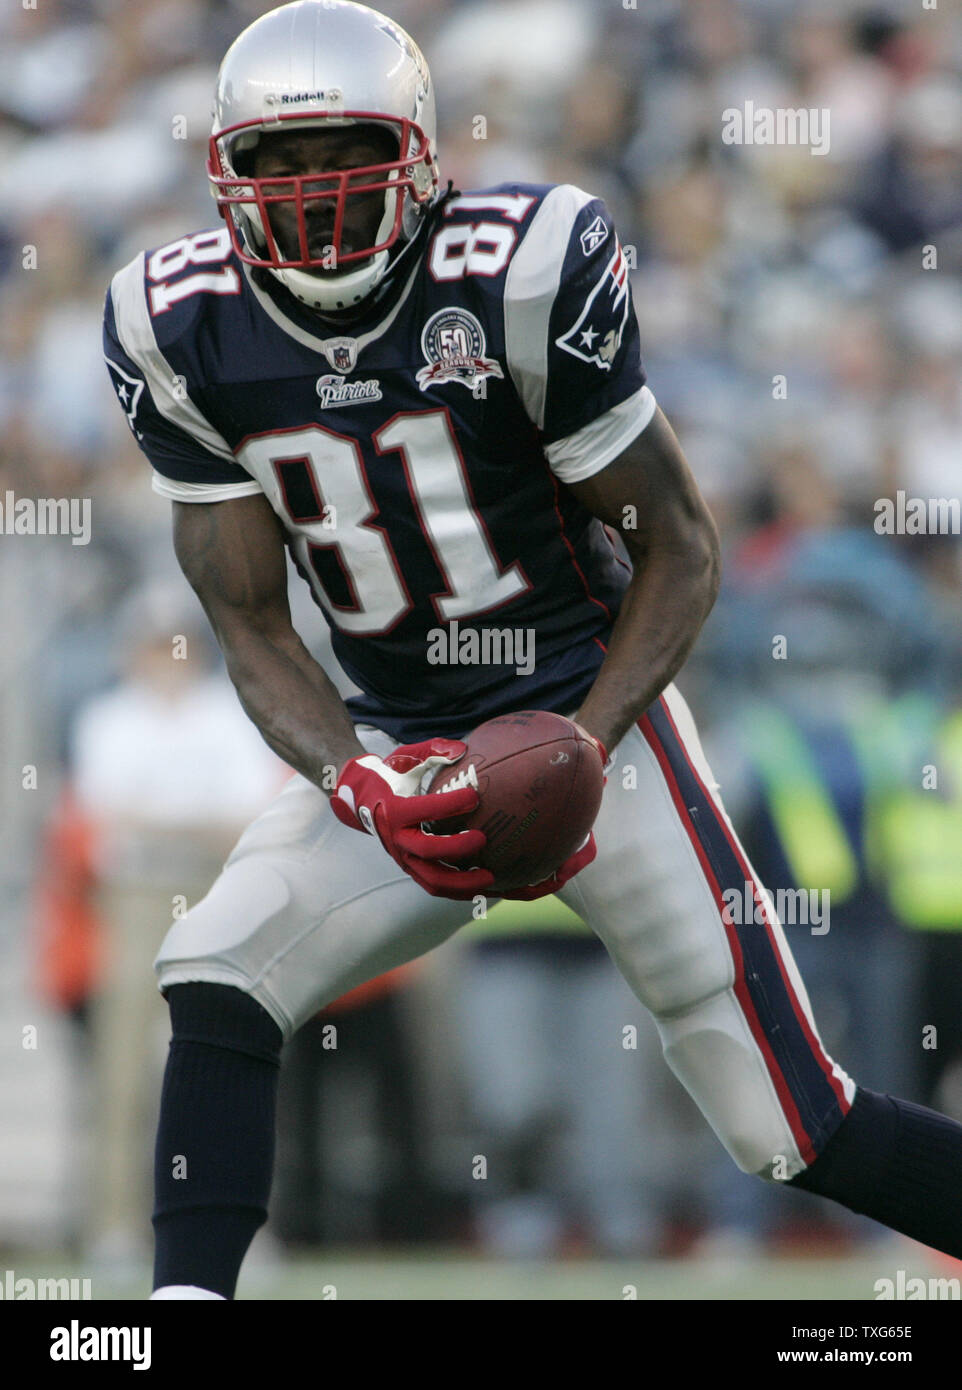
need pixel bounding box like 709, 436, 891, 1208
502, 188, 719, 755
105, 270, 484, 897
568, 406, 721, 755
172, 495, 489, 895
172, 493, 366, 782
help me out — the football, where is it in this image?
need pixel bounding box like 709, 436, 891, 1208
427, 710, 605, 894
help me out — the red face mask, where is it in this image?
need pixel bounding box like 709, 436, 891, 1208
208, 112, 436, 271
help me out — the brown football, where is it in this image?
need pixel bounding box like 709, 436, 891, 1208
426, 710, 604, 894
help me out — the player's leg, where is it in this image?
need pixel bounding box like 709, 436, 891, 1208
149, 726, 473, 1299
562, 684, 962, 1257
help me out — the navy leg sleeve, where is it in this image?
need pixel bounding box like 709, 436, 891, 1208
152, 983, 283, 1299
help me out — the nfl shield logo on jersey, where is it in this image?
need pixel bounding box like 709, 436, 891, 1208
416, 307, 504, 392
321, 337, 358, 374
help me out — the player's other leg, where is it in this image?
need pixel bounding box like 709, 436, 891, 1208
149, 728, 474, 1300
563, 684, 962, 1258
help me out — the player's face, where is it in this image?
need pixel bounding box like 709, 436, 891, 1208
251, 126, 400, 275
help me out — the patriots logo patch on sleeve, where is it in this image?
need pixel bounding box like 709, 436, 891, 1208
104, 356, 145, 438
555, 240, 631, 372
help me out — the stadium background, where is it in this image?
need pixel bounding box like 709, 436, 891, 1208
1, 0, 961, 1300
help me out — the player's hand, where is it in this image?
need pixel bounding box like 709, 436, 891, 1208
496, 831, 598, 901
331, 739, 496, 900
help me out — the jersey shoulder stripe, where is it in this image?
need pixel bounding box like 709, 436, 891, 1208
502, 184, 596, 431
104, 253, 261, 496
494, 182, 647, 448
107, 252, 236, 464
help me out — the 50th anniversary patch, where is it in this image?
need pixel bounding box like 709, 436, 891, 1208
416, 307, 504, 392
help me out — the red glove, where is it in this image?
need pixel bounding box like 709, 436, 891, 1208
496, 832, 598, 901
331, 739, 495, 900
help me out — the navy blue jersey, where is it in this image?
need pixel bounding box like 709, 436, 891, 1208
104, 183, 655, 741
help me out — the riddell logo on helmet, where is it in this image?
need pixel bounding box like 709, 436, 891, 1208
279, 90, 330, 105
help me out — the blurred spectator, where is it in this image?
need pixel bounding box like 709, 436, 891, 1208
863, 690, 962, 1121
697, 696, 924, 1253
271, 966, 449, 1247
68, 584, 286, 1267
454, 897, 662, 1257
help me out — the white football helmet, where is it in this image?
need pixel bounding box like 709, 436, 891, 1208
208, 0, 440, 312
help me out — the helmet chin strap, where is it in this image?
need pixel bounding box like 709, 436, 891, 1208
270, 179, 400, 312
260, 184, 454, 324
273, 248, 390, 311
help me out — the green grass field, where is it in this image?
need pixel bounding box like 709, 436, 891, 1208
232, 1251, 929, 1301
6, 1242, 955, 1301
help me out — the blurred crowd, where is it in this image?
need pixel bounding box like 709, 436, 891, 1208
2, 0, 962, 1270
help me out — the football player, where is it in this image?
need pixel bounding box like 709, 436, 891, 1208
103, 1, 962, 1299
